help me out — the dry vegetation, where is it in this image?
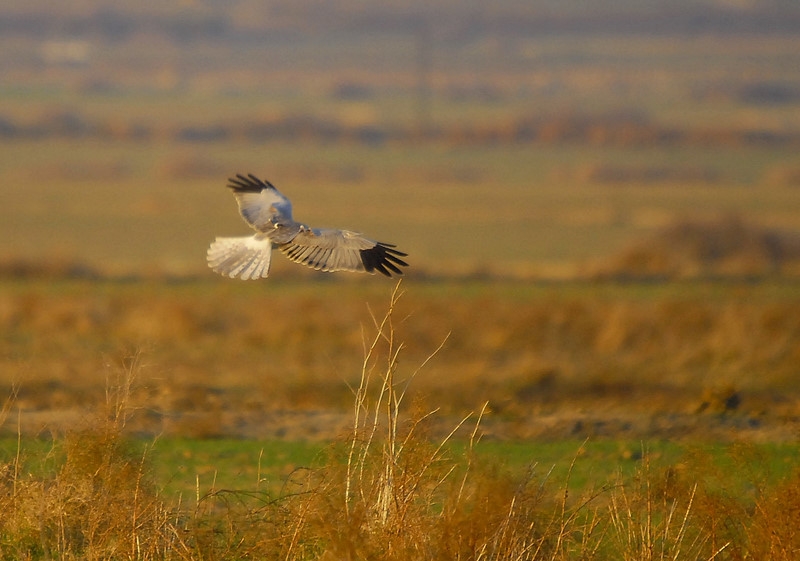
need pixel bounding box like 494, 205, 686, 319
1, 288, 799, 560
597, 215, 800, 280
2, 276, 799, 442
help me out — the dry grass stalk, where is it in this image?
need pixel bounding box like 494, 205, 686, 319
0, 355, 186, 560
608, 452, 730, 561
283, 281, 610, 561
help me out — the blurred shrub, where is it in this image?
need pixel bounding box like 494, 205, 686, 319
597, 215, 800, 280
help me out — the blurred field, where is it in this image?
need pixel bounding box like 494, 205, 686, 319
1, 0, 799, 442
2, 277, 799, 442
3, 139, 800, 278
2, 1, 800, 278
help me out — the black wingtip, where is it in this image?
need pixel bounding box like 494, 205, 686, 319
227, 173, 277, 193
360, 242, 409, 278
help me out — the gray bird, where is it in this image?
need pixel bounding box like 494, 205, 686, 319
208, 174, 408, 279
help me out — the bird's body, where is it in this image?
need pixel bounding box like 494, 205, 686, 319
207, 174, 408, 279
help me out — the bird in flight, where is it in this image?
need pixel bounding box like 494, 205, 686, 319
208, 174, 408, 279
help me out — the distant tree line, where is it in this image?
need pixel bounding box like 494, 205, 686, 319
2, 109, 799, 149
3, 1, 800, 43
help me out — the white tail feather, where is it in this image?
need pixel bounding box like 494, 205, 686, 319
207, 236, 272, 280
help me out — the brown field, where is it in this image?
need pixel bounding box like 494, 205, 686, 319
2, 277, 799, 442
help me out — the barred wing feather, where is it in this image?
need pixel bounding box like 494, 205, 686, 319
279, 229, 408, 277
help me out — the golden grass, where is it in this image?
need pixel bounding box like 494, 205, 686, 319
0, 284, 799, 559
2, 277, 800, 441
0, 368, 175, 559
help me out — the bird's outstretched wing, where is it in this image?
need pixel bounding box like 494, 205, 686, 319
228, 173, 294, 231
279, 228, 408, 277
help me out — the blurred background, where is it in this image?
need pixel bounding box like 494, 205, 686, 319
3, 6, 800, 556
2, 0, 800, 279
2, 0, 800, 441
